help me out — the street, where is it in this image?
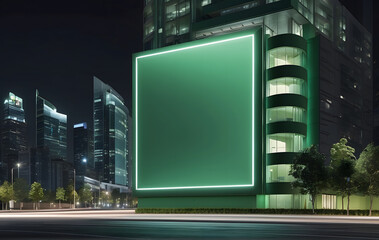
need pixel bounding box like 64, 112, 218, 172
0, 210, 379, 239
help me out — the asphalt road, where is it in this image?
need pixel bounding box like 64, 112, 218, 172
0, 210, 379, 239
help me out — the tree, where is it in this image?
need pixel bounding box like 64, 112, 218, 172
29, 182, 44, 210
289, 145, 328, 213
355, 143, 379, 216
329, 138, 356, 215
65, 183, 78, 207
78, 184, 93, 208
56, 187, 66, 208
0, 181, 14, 210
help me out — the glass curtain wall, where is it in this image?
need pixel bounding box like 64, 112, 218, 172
267, 133, 304, 153
267, 77, 306, 96
267, 106, 306, 123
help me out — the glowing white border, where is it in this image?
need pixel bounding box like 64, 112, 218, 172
135, 34, 255, 190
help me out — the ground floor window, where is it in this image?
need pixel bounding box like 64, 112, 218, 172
266, 164, 294, 183
322, 194, 336, 209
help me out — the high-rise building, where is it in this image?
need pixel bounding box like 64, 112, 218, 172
73, 122, 95, 188
93, 76, 129, 187
36, 90, 67, 161
136, 0, 373, 209
0, 92, 27, 184
35, 90, 68, 190
127, 115, 132, 191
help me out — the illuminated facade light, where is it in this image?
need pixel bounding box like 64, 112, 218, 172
134, 31, 256, 191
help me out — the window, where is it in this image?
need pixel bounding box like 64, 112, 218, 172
267, 77, 306, 96
268, 47, 306, 68
179, 15, 190, 35
202, 0, 211, 6
268, 194, 294, 209
166, 1, 190, 21
144, 22, 155, 37
166, 20, 177, 36
266, 164, 294, 183
178, 1, 190, 17
267, 133, 304, 153
166, 3, 177, 21
267, 106, 306, 123
322, 194, 336, 209
265, 26, 274, 37
292, 20, 303, 37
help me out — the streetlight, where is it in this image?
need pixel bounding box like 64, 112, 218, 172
11, 163, 21, 185
17, 163, 20, 179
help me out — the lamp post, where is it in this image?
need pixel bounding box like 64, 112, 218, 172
11, 168, 14, 185
11, 163, 21, 185
17, 163, 20, 179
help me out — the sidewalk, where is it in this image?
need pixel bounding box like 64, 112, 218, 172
0, 208, 136, 213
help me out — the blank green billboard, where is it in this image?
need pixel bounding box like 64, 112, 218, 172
134, 32, 255, 191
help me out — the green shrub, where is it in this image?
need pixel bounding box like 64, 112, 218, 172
135, 208, 379, 215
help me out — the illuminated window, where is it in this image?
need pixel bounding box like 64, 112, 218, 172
178, 1, 190, 17
292, 20, 303, 37
267, 133, 304, 153
166, 3, 177, 21
322, 194, 336, 209
267, 106, 306, 123
268, 47, 306, 68
267, 77, 306, 96
144, 22, 155, 37
266, 164, 294, 183
201, 0, 211, 6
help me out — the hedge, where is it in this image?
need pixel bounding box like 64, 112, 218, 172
135, 208, 379, 215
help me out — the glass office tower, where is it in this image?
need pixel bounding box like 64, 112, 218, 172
93, 76, 129, 186
140, 0, 373, 209
73, 122, 95, 188
35, 90, 68, 190
0, 92, 27, 183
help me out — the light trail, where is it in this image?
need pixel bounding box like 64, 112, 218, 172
1, 210, 379, 225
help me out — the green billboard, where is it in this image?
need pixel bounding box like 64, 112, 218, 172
133, 30, 260, 196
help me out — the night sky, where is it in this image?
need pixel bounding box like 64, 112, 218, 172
0, 0, 373, 162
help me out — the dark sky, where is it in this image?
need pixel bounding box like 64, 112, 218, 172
0, 0, 143, 160
0, 0, 373, 162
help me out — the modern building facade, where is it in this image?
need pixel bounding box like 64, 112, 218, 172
0, 92, 27, 184
35, 90, 68, 190
93, 76, 129, 187
137, 0, 372, 209
73, 122, 95, 189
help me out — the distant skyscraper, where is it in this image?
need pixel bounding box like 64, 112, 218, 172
0, 92, 27, 184
35, 90, 68, 190
36, 90, 67, 161
93, 76, 128, 186
73, 122, 94, 188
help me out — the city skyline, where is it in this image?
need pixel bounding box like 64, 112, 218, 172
0, 0, 142, 164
